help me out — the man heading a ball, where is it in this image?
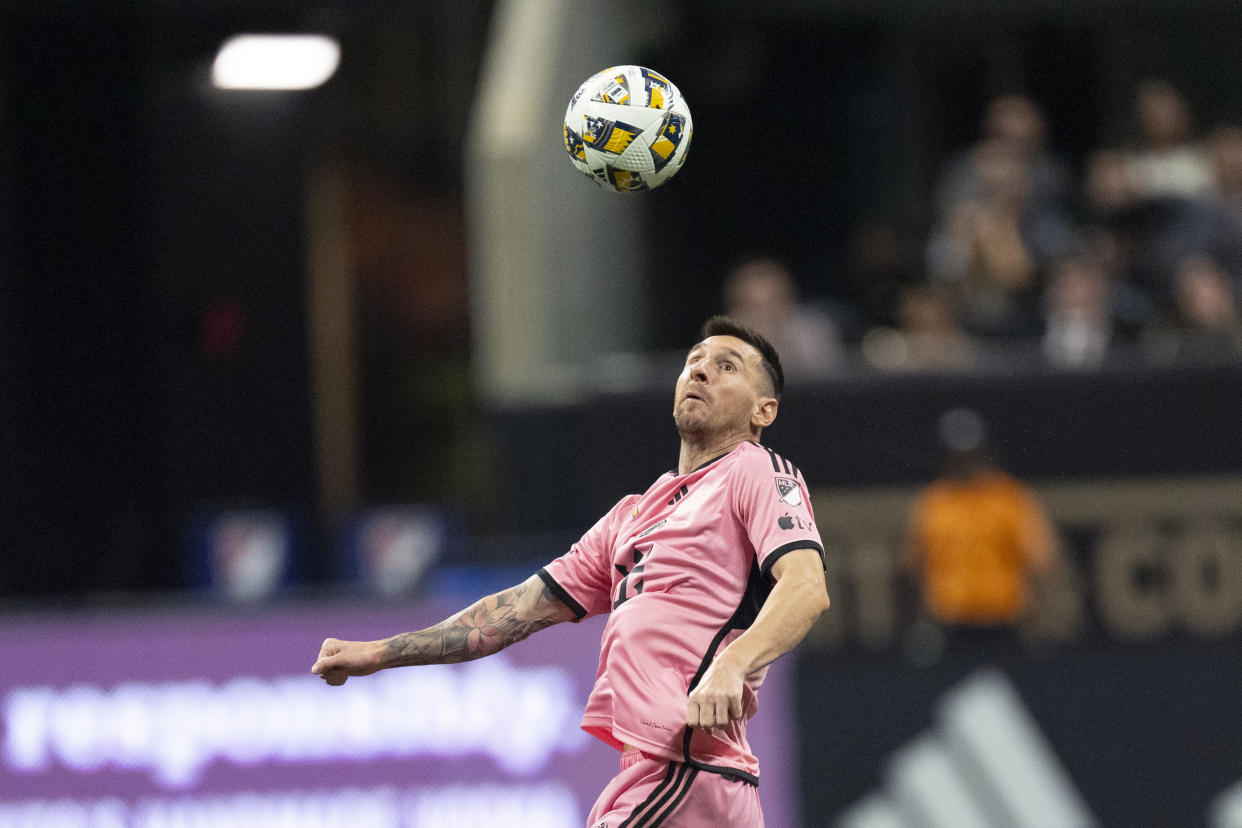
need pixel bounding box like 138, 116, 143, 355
313, 315, 829, 826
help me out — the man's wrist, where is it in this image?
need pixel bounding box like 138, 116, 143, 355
374, 638, 398, 669
713, 641, 754, 677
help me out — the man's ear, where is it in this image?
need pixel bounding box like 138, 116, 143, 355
752, 396, 778, 429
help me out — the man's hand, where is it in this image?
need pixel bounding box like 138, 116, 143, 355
686, 650, 748, 734
312, 638, 384, 686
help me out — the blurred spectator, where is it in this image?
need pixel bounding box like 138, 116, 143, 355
904, 408, 1060, 663
722, 256, 845, 380
1080, 146, 1242, 316
927, 96, 1077, 336
1126, 79, 1214, 200
1144, 256, 1242, 363
861, 285, 975, 372
1206, 124, 1242, 266
1040, 256, 1116, 369
1083, 148, 1138, 217
925, 143, 1034, 335
1080, 79, 1242, 318
933, 93, 1074, 223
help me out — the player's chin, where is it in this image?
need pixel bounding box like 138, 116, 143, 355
674, 408, 709, 433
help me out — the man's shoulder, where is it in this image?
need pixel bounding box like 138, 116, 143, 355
609, 492, 644, 514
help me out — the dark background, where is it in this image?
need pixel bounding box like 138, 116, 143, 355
2, 1, 1241, 585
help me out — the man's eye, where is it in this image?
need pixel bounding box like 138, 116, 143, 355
720, 362, 734, 371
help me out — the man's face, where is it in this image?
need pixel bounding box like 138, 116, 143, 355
673, 335, 775, 438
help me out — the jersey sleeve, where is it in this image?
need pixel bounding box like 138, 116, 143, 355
539, 495, 635, 620
732, 445, 825, 580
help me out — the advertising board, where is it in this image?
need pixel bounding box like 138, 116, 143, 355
0, 599, 796, 827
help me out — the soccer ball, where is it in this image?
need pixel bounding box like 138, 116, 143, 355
562, 65, 693, 193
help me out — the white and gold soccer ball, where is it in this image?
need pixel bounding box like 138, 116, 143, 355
562, 65, 693, 193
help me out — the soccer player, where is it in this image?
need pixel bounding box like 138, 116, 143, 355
312, 316, 830, 826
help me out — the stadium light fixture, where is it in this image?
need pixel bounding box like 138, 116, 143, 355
212, 34, 340, 91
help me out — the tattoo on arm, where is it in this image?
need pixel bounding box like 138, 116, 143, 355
385, 579, 571, 666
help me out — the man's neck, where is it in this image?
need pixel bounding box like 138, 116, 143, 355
677, 433, 754, 475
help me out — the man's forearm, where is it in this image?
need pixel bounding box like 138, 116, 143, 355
715, 568, 830, 677
383, 578, 568, 667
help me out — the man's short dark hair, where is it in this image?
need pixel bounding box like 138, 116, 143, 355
701, 315, 784, 399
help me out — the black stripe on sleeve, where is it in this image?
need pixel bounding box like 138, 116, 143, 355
759, 540, 826, 581
537, 568, 588, 620
763, 444, 799, 477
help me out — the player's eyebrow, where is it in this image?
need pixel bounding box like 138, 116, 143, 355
685, 344, 749, 367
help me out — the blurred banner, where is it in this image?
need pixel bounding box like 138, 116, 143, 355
0, 600, 798, 827
188, 510, 300, 601
336, 508, 454, 598
187, 507, 455, 601
799, 474, 1242, 826
808, 473, 1242, 651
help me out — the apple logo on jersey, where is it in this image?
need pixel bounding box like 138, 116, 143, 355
775, 477, 802, 506
778, 512, 813, 531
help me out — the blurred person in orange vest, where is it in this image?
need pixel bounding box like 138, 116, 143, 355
904, 407, 1060, 663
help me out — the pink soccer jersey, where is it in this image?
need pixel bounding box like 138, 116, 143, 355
540, 440, 824, 783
